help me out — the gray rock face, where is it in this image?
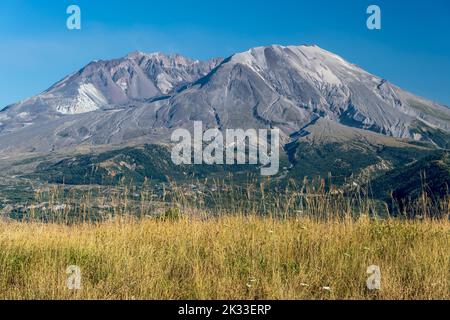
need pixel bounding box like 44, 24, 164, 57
156, 45, 450, 137
0, 45, 449, 154
0, 52, 222, 133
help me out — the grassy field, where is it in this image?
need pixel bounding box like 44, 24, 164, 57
0, 214, 448, 300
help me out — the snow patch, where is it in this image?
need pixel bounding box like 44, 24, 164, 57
156, 73, 174, 94
116, 78, 129, 92
18, 112, 30, 119
55, 83, 107, 115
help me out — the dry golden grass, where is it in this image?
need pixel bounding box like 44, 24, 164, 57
0, 215, 448, 300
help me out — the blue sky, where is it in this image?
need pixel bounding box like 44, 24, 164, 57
1, 0, 449, 108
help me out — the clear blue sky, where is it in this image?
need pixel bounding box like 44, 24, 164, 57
1, 0, 449, 108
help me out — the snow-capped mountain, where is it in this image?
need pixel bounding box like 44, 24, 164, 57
1, 45, 449, 153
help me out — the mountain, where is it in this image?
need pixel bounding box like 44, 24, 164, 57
1, 44, 450, 204
1, 45, 449, 156
154, 45, 450, 142
0, 52, 222, 133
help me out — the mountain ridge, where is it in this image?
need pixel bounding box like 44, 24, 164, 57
1, 44, 449, 155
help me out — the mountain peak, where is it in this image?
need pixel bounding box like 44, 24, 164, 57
125, 51, 199, 67
231, 44, 353, 68
125, 50, 148, 60
227, 44, 361, 91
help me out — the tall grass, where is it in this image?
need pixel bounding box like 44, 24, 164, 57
0, 177, 448, 300
12, 176, 450, 223
0, 215, 448, 300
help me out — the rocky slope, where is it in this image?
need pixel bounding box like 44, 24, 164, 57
0, 44, 449, 155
